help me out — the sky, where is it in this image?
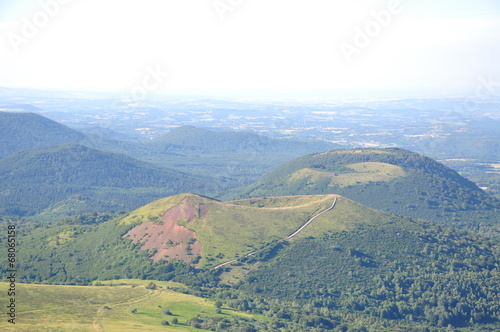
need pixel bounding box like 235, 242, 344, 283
0, 0, 499, 97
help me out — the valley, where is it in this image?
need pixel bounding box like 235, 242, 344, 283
0, 93, 499, 331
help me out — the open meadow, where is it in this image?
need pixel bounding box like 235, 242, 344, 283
0, 280, 263, 331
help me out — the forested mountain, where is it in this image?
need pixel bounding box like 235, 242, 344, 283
0, 112, 87, 158
0, 112, 341, 189
0, 144, 221, 217
2, 110, 499, 330
130, 125, 342, 188
150, 125, 337, 152
2, 192, 498, 331
236, 148, 500, 227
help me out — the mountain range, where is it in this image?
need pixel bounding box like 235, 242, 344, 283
0, 110, 499, 331
236, 148, 500, 227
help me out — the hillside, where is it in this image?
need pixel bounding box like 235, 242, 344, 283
236, 216, 500, 330
0, 280, 266, 331
0, 144, 221, 217
0, 112, 87, 158
2, 192, 499, 330
120, 193, 401, 268
236, 148, 500, 227
0, 112, 341, 190
130, 125, 341, 189
151, 125, 337, 152
3, 193, 404, 282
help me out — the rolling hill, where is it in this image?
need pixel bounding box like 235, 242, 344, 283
235, 148, 500, 227
0, 144, 221, 217
150, 125, 337, 153
119, 193, 400, 268
0, 112, 87, 158
0, 112, 342, 190
2, 191, 499, 330
131, 125, 342, 189
0, 280, 266, 332
4, 192, 407, 282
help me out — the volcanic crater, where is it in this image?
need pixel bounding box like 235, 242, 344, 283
124, 197, 208, 264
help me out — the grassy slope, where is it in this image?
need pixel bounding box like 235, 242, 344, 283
0, 280, 262, 332
1, 192, 410, 286
236, 148, 500, 227
123, 193, 396, 268
288, 162, 406, 188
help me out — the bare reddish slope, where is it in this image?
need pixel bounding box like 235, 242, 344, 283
124, 197, 208, 263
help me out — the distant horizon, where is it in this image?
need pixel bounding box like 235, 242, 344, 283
0, 85, 487, 102
1, 1, 499, 96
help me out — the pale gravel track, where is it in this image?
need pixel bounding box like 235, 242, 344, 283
213, 195, 337, 270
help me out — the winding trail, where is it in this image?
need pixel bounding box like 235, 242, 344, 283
213, 195, 337, 270
286, 196, 337, 239
93, 288, 162, 332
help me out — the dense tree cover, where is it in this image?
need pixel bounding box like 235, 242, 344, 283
112, 125, 340, 189
0, 144, 222, 217
237, 148, 500, 227
0, 112, 87, 158
231, 224, 499, 330
151, 125, 338, 153
0, 113, 341, 213
2, 211, 498, 331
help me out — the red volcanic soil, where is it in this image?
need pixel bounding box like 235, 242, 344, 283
124, 198, 208, 264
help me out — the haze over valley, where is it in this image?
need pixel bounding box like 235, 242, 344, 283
1, 1, 499, 331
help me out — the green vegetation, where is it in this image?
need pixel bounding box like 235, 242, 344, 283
0, 280, 264, 331
123, 193, 348, 267
232, 224, 500, 331
150, 125, 337, 154
1, 189, 499, 331
124, 125, 340, 190
236, 148, 500, 228
287, 162, 406, 188
0, 113, 340, 218
0, 112, 86, 159
1, 114, 500, 332
0, 144, 221, 217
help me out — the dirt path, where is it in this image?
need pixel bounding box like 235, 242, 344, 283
93, 288, 162, 332
286, 196, 337, 239
228, 194, 336, 210
213, 195, 337, 269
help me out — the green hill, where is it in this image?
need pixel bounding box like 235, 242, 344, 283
2, 193, 403, 282
236, 148, 500, 227
0, 280, 266, 331
0, 113, 340, 190
0, 144, 221, 217
132, 125, 341, 189
1, 192, 499, 330
119, 193, 399, 268
151, 125, 337, 153
0, 112, 87, 158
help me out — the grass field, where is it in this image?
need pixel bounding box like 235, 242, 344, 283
289, 162, 406, 188
119, 193, 401, 269
192, 195, 336, 267
119, 194, 187, 226
0, 279, 263, 331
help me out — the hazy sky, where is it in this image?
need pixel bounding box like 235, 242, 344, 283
1, 0, 499, 97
